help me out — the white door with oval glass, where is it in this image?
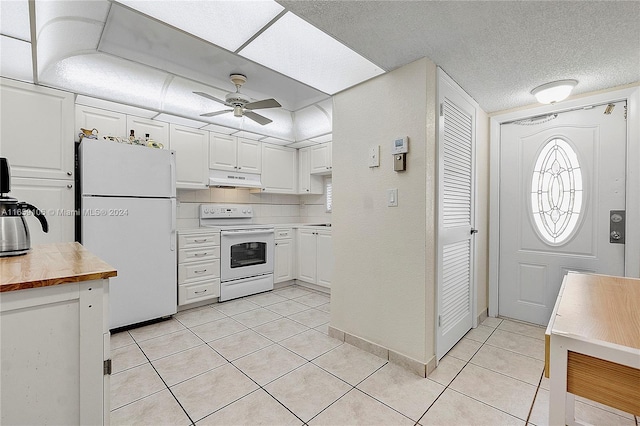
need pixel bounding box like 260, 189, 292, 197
499, 102, 626, 325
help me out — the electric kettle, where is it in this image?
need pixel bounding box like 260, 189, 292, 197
0, 157, 49, 257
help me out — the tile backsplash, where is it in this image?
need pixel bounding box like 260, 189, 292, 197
176, 188, 330, 229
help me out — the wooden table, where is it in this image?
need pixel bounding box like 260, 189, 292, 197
545, 272, 640, 425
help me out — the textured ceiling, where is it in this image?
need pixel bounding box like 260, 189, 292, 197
277, 0, 640, 112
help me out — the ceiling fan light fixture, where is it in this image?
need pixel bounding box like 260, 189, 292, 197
531, 79, 578, 104
233, 105, 243, 117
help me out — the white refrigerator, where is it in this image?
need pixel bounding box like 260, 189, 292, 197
80, 139, 177, 329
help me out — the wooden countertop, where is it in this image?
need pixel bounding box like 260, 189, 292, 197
550, 272, 640, 350
0, 242, 117, 293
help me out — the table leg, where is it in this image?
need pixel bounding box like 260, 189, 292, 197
549, 336, 569, 425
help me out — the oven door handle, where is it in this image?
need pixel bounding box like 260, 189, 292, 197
221, 229, 274, 236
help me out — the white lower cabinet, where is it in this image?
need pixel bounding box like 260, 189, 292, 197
297, 228, 333, 288
0, 279, 110, 425
274, 227, 294, 283
177, 230, 220, 305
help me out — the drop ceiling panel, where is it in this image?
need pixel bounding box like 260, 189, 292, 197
115, 0, 284, 52
100, 4, 329, 112
0, 36, 33, 82
239, 12, 385, 95
0, 0, 31, 41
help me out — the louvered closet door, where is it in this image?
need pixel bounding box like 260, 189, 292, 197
437, 72, 476, 360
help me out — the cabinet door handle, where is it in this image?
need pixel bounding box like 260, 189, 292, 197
194, 289, 208, 294
194, 269, 207, 274
238, 167, 241, 170
67, 184, 73, 188
193, 239, 208, 243
193, 253, 208, 257
67, 171, 73, 176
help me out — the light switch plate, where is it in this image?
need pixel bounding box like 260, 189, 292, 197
369, 145, 380, 167
387, 188, 398, 207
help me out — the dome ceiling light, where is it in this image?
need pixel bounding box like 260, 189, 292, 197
531, 79, 578, 104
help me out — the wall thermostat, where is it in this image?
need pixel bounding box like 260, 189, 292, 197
392, 137, 408, 154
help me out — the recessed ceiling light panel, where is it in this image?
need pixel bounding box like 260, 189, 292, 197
0, 36, 33, 82
115, 0, 284, 52
239, 12, 385, 94
0, 0, 31, 41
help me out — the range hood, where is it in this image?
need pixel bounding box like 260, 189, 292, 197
208, 169, 263, 189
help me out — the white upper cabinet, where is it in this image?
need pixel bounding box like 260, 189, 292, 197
236, 138, 262, 174
0, 78, 74, 180
75, 105, 126, 141
209, 133, 237, 172
209, 134, 261, 174
298, 147, 323, 195
310, 142, 332, 174
169, 124, 209, 189
261, 144, 296, 194
126, 116, 169, 147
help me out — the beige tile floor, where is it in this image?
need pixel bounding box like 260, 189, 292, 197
110, 284, 638, 425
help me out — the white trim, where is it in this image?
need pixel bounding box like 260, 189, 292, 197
436, 67, 479, 359
489, 86, 640, 317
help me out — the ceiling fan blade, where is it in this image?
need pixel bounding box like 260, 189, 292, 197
244, 98, 281, 110
244, 110, 273, 125
200, 109, 232, 117
193, 91, 226, 105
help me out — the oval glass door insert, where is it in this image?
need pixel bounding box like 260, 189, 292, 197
531, 138, 583, 244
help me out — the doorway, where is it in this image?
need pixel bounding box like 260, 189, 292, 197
489, 87, 640, 324
499, 102, 626, 325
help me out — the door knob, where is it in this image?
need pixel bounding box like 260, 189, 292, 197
610, 231, 622, 241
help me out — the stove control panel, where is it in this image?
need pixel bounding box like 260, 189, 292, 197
200, 204, 253, 219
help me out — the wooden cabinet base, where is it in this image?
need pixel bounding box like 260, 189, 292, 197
567, 351, 640, 415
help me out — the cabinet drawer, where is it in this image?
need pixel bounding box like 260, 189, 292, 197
178, 279, 220, 305
178, 233, 219, 248
178, 246, 220, 263
178, 259, 220, 284
275, 228, 293, 239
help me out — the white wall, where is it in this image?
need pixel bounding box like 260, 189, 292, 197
331, 58, 437, 364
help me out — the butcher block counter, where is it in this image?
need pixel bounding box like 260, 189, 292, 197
1, 242, 115, 425
545, 272, 640, 424
0, 242, 117, 292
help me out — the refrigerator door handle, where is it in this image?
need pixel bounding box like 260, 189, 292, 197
170, 198, 176, 251
169, 153, 176, 196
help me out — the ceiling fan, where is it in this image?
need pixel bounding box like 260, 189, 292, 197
194, 74, 281, 125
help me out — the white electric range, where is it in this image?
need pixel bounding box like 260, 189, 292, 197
199, 204, 274, 301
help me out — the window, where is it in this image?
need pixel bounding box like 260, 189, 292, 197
325, 177, 332, 212
531, 138, 583, 245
